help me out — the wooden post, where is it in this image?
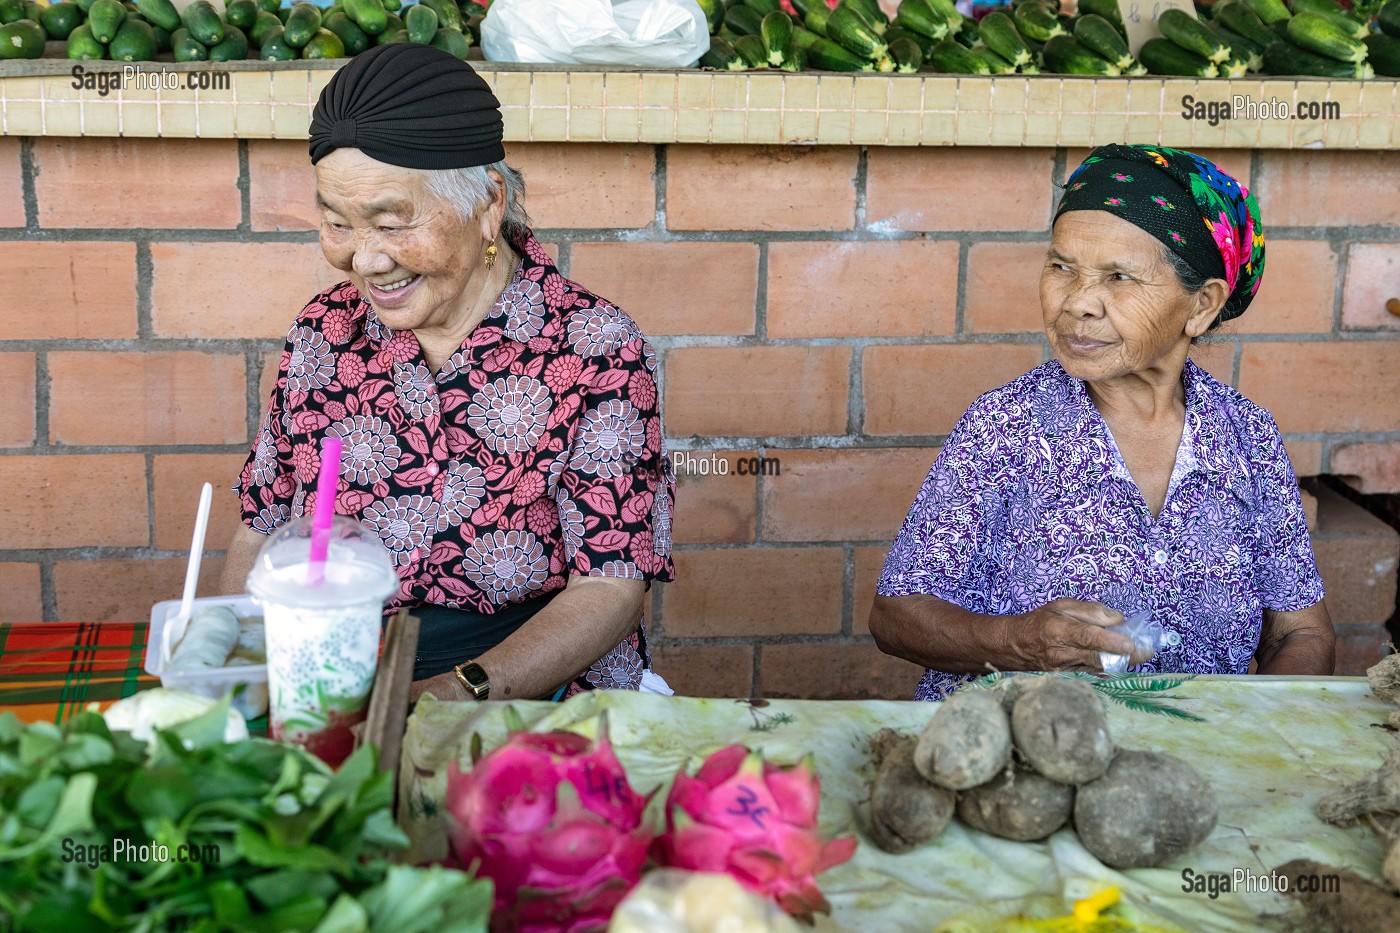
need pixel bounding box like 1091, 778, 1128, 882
360, 608, 420, 811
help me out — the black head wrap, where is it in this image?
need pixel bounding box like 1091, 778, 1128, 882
1055, 144, 1265, 324
308, 44, 505, 169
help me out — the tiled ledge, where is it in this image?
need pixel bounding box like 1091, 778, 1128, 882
1, 60, 1397, 148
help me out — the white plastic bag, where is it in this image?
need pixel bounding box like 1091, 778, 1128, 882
481, 0, 710, 68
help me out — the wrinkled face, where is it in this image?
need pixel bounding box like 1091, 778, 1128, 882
315, 147, 494, 336
1041, 211, 1215, 385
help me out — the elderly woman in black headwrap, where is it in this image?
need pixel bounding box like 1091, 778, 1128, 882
220, 45, 675, 704
870, 145, 1335, 700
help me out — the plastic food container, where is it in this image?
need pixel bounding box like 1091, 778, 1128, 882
146, 594, 268, 720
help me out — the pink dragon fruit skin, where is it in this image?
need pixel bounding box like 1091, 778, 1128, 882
654, 744, 858, 922
444, 722, 656, 933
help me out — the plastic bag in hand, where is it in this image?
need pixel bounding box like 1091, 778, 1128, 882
481, 0, 710, 67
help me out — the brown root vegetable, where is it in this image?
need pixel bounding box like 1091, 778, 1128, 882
914, 688, 1012, 790
1011, 676, 1113, 785
956, 766, 1074, 842
1074, 749, 1218, 869
868, 737, 956, 853
1367, 654, 1400, 703
1317, 748, 1400, 833
1385, 839, 1400, 893
1278, 858, 1400, 932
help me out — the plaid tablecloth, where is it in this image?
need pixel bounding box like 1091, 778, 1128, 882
0, 622, 160, 724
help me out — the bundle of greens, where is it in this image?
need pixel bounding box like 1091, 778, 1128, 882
0, 703, 490, 932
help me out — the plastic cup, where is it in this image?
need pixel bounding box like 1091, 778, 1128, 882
247, 514, 397, 767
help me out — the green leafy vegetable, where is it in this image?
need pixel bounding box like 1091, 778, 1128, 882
0, 707, 491, 931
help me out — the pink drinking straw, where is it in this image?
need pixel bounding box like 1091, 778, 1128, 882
306, 434, 343, 586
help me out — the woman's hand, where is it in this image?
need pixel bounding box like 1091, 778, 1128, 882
1006, 598, 1146, 672
408, 670, 469, 704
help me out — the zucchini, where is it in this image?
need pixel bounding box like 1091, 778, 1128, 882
1286, 11, 1365, 62
885, 25, 932, 54
805, 35, 874, 70
732, 32, 767, 67
282, 2, 321, 48
826, 2, 886, 59
1139, 36, 1217, 76
404, 3, 436, 45
1241, 0, 1291, 24
788, 0, 820, 16
971, 45, 1016, 74
1210, 23, 1264, 72
953, 18, 979, 48
180, 0, 222, 45
1363, 32, 1400, 76
1074, 13, 1133, 70
1043, 34, 1119, 74
1157, 9, 1230, 64
700, 34, 746, 69
1263, 38, 1370, 76
697, 0, 723, 32
893, 0, 952, 42
791, 25, 822, 51
843, 0, 888, 30
1382, 0, 1400, 40
1076, 0, 1123, 32
760, 9, 791, 66
929, 38, 990, 73
1214, 2, 1278, 48
1012, 1, 1063, 43
1313, 11, 1369, 40
979, 10, 1031, 67
1217, 51, 1250, 77
723, 3, 762, 36
888, 34, 923, 71
802, 3, 828, 36
742, 0, 780, 15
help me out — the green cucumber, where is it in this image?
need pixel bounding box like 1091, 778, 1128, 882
697, 0, 723, 33
40, 1, 83, 39
929, 37, 990, 73
170, 25, 208, 60
888, 34, 922, 71
429, 25, 471, 59
108, 15, 156, 59
1214, 1, 1278, 47
1139, 36, 1217, 76
1076, 0, 1123, 32
1286, 11, 1365, 63
1011, 1, 1062, 43
250, 9, 281, 45
87, 0, 126, 43
375, 26, 409, 44
420, 0, 459, 32
805, 34, 873, 69
700, 33, 745, 68
225, 0, 257, 29
802, 3, 828, 36
1157, 9, 1229, 64
207, 22, 248, 60
971, 45, 1016, 74
1209, 23, 1264, 72
256, 0, 278, 12
731, 31, 767, 66
344, 0, 387, 35
790, 24, 823, 52
133, 0, 177, 31
743, 0, 780, 15
282, 2, 321, 47
259, 24, 297, 58
826, 1, 885, 59
0, 16, 42, 57
893, 0, 952, 42
299, 26, 342, 57
1262, 38, 1369, 76
1381, 0, 1400, 40
404, 2, 436, 44
1363, 32, 1400, 76
322, 11, 368, 54
723, 3, 762, 36
381, 0, 401, 11
180, 0, 222, 45
978, 10, 1031, 67
1241, 0, 1291, 24
1074, 12, 1132, 70
1042, 33, 1119, 74
66, 22, 105, 56
0, 0, 22, 24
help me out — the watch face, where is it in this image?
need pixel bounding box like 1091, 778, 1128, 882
460, 663, 489, 697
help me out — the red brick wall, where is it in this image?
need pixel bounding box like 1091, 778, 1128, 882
2, 137, 1399, 697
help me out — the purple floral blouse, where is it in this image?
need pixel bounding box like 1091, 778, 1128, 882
238, 232, 675, 694
877, 359, 1324, 701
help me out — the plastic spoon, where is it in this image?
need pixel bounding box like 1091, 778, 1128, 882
162, 481, 213, 665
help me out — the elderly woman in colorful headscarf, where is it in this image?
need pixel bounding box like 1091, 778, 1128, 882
219, 45, 674, 703
869, 144, 1334, 700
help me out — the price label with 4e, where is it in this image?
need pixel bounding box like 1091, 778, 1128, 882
1118, 0, 1197, 56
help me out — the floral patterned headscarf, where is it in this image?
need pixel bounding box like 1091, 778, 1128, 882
1055, 144, 1265, 324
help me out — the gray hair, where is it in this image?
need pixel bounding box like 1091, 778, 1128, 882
422, 161, 531, 244
1160, 243, 1226, 337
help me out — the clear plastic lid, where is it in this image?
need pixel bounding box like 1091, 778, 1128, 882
246, 514, 398, 610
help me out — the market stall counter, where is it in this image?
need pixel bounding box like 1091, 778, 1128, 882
400, 676, 1394, 932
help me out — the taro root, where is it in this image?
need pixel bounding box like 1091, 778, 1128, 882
1011, 677, 1113, 785
956, 765, 1075, 842
868, 737, 956, 854
1073, 749, 1218, 869
914, 688, 1012, 790
1367, 655, 1400, 704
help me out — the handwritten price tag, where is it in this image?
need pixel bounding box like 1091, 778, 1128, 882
1117, 0, 1198, 57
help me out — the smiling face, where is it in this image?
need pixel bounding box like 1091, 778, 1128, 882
1041, 211, 1226, 387
314, 147, 503, 340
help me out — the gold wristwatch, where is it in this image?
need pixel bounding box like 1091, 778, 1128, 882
453, 661, 490, 701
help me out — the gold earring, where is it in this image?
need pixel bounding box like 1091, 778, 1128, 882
484, 240, 498, 270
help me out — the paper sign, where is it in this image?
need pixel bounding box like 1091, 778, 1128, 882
1118, 0, 1199, 57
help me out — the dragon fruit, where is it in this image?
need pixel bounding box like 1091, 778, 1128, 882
444, 718, 655, 933
652, 744, 857, 922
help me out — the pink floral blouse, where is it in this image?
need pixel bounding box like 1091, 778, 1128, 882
237, 232, 675, 692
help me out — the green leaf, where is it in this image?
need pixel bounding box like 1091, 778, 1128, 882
312, 893, 370, 933
357, 810, 409, 851
0, 772, 97, 862
169, 694, 236, 752
57, 733, 116, 771
235, 825, 351, 874
15, 775, 64, 828
356, 864, 493, 933
18, 726, 62, 769
125, 766, 197, 822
